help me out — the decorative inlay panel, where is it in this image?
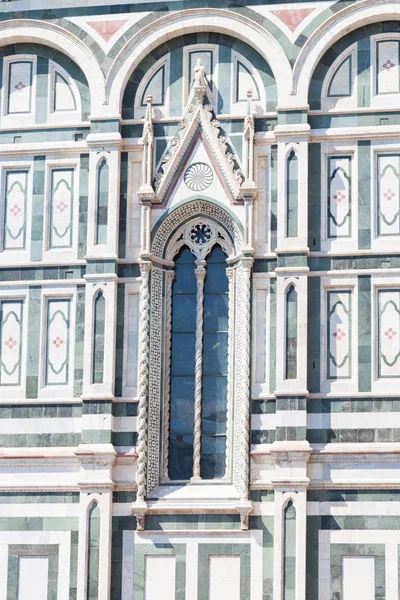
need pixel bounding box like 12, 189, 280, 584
376, 40, 400, 95
327, 156, 351, 239
377, 154, 400, 236
45, 299, 71, 386
378, 289, 400, 378
327, 290, 352, 379
49, 168, 74, 249
0, 300, 23, 386
7, 61, 33, 115
3, 170, 28, 250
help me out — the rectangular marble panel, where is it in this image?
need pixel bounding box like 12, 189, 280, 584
342, 556, 374, 600
49, 168, 74, 248
144, 556, 175, 600
8, 61, 33, 114
0, 300, 23, 386
209, 555, 241, 600
18, 556, 49, 600
377, 40, 400, 94
45, 298, 71, 385
378, 289, 400, 378
377, 154, 400, 236
3, 170, 28, 250
327, 290, 352, 379
327, 156, 351, 239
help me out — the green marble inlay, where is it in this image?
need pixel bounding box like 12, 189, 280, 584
308, 144, 321, 250
78, 154, 89, 259
358, 276, 371, 391
308, 277, 321, 393
26, 286, 41, 399
8, 544, 58, 600
74, 285, 85, 398
331, 543, 385, 600
119, 153, 128, 258
307, 428, 400, 444
133, 542, 186, 600
31, 156, 45, 261
308, 489, 400, 502
0, 491, 79, 503
278, 110, 308, 125
358, 37, 371, 107
276, 426, 306, 442
96, 159, 109, 245
87, 502, 100, 600
358, 141, 371, 249
286, 285, 298, 380
90, 119, 120, 134
198, 543, 250, 600
277, 254, 307, 268
0, 404, 81, 418
35, 56, 49, 124
269, 278, 276, 394
308, 397, 400, 414
286, 150, 298, 238
92, 292, 106, 383
115, 284, 125, 398
276, 396, 307, 411
283, 501, 296, 600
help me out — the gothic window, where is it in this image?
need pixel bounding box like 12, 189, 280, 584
139, 201, 252, 511
167, 225, 230, 481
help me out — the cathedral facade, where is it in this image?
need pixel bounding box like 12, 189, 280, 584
0, 0, 399, 598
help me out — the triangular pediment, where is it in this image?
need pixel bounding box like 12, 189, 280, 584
154, 100, 244, 204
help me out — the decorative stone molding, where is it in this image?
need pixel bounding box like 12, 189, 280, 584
161, 270, 174, 482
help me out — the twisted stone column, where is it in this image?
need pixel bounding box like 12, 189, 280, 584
136, 261, 152, 503
224, 267, 234, 479
191, 262, 206, 482
161, 270, 175, 481
238, 259, 252, 501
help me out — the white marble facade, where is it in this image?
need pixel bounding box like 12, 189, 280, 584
1, 1, 400, 600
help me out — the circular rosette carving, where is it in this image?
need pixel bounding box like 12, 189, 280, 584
184, 162, 213, 192
189, 223, 213, 246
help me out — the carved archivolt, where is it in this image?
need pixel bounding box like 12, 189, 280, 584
151, 199, 242, 259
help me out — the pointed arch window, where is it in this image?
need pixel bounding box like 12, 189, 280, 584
167, 226, 230, 482
137, 201, 253, 511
